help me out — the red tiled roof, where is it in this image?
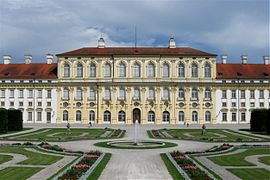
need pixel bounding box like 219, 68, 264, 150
0, 63, 57, 79
57, 47, 216, 56
217, 64, 270, 79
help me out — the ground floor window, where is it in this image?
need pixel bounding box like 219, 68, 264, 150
63, 110, 68, 121
76, 110, 82, 121
89, 111, 95, 122
222, 113, 227, 121
148, 111, 155, 122
205, 111, 211, 122
118, 111, 125, 122
104, 111, 111, 123
37, 112, 42, 121
179, 111, 184, 122
28, 112, 32, 121
241, 112, 246, 121
47, 112, 51, 123
192, 111, 198, 122
232, 113, 236, 122
163, 111, 170, 122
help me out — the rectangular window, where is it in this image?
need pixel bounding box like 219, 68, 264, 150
260, 102, 264, 107
0, 90, 5, 97
241, 102, 245, 107
232, 102, 236, 107
231, 90, 236, 99
28, 90, 33, 98
222, 113, 227, 121
241, 112, 246, 121
89, 89, 96, 100
47, 112, 51, 123
232, 113, 236, 122
38, 102, 42, 107
19, 90, 24, 98
38, 90, 42, 98
250, 90, 255, 99
47, 90, 52, 98
222, 102, 227, 107
28, 112, 32, 121
37, 112, 42, 121
1, 101, 4, 106
47, 102, 51, 106
10, 90, 14, 97
19, 102, 23, 107
28, 102, 33, 106
10, 101, 14, 106
222, 90, 227, 99
250, 102, 255, 107
241, 90, 245, 99
259, 90, 264, 99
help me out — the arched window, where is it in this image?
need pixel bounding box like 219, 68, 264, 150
76, 110, 82, 121
205, 111, 211, 122
205, 88, 211, 99
192, 111, 198, 122
204, 63, 211, 77
77, 63, 83, 77
178, 88, 185, 99
63, 88, 69, 99
76, 88, 82, 100
163, 88, 170, 100
119, 88, 126, 100
191, 63, 198, 77
134, 63, 141, 77
192, 88, 198, 99
118, 111, 125, 123
163, 111, 170, 122
179, 111, 184, 122
90, 64, 96, 77
178, 63, 185, 77
119, 63, 126, 77
104, 88, 111, 100
163, 63, 169, 77
134, 88, 140, 100
104, 111, 111, 123
104, 63, 111, 77
63, 110, 68, 121
148, 111, 155, 123
89, 111, 95, 122
64, 64, 70, 77
89, 88, 96, 100
149, 88, 155, 100
148, 63, 155, 77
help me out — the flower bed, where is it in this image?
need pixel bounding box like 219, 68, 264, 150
171, 151, 213, 180
58, 151, 101, 179
151, 130, 163, 138
186, 144, 233, 155
38, 142, 84, 154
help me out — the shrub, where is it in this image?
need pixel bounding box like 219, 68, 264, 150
7, 109, 23, 131
267, 109, 270, 134
0, 108, 8, 133
250, 109, 268, 132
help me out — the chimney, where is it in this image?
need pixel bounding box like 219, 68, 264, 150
263, 56, 269, 65
3, 55, 11, 64
97, 37, 105, 48
46, 54, 53, 64
221, 54, 227, 64
25, 55, 32, 64
241, 55, 247, 64
168, 37, 176, 48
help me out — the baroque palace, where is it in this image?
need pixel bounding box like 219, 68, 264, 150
0, 38, 269, 125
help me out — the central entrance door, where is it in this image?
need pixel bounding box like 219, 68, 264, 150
133, 108, 141, 124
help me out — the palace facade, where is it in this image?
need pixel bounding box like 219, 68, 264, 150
0, 38, 269, 124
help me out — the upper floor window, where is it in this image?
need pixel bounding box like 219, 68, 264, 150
47, 89, 52, 98
178, 88, 185, 99
204, 63, 211, 77
191, 63, 198, 77
259, 90, 264, 99
134, 88, 140, 100
64, 64, 70, 77
241, 90, 245, 99
90, 64, 96, 77
19, 89, 24, 98
178, 63, 185, 77
119, 88, 126, 100
89, 88, 96, 100
104, 63, 111, 77
205, 88, 211, 99
232, 90, 236, 99
119, 63, 126, 77
37, 90, 42, 98
134, 63, 141, 77
28, 90, 33, 98
163, 88, 170, 100
148, 63, 155, 78
76, 88, 82, 100
63, 88, 69, 99
149, 88, 155, 100
250, 90, 255, 99
192, 88, 198, 99
104, 88, 111, 100
77, 63, 83, 77
10, 89, 14, 97
222, 90, 227, 98
163, 63, 169, 77
0, 90, 5, 97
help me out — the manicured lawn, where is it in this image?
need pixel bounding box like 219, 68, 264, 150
87, 153, 112, 180
259, 156, 270, 165
0, 128, 32, 135
0, 146, 62, 165
208, 148, 270, 166
0, 154, 13, 164
3, 128, 110, 141
227, 168, 270, 180
0, 167, 43, 180
153, 129, 269, 142
160, 154, 184, 180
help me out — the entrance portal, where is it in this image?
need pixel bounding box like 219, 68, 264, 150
133, 108, 141, 124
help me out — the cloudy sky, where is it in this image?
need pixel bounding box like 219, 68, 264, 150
0, 0, 269, 63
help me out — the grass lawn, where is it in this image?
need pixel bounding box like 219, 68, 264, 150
208, 148, 270, 166
259, 156, 270, 165
0, 154, 13, 164
3, 128, 109, 141
156, 129, 268, 142
227, 168, 270, 180
94, 141, 177, 149
87, 153, 112, 180
160, 154, 184, 180
0, 167, 43, 180
0, 146, 62, 165
240, 129, 270, 136
0, 128, 32, 135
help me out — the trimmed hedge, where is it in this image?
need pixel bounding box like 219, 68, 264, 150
250, 109, 268, 133
267, 109, 270, 134
8, 109, 23, 131
0, 108, 8, 133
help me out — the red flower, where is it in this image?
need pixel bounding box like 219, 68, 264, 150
42, 144, 51, 148
174, 155, 186, 159
63, 148, 73, 152
183, 165, 197, 170
85, 154, 99, 158
74, 163, 89, 170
